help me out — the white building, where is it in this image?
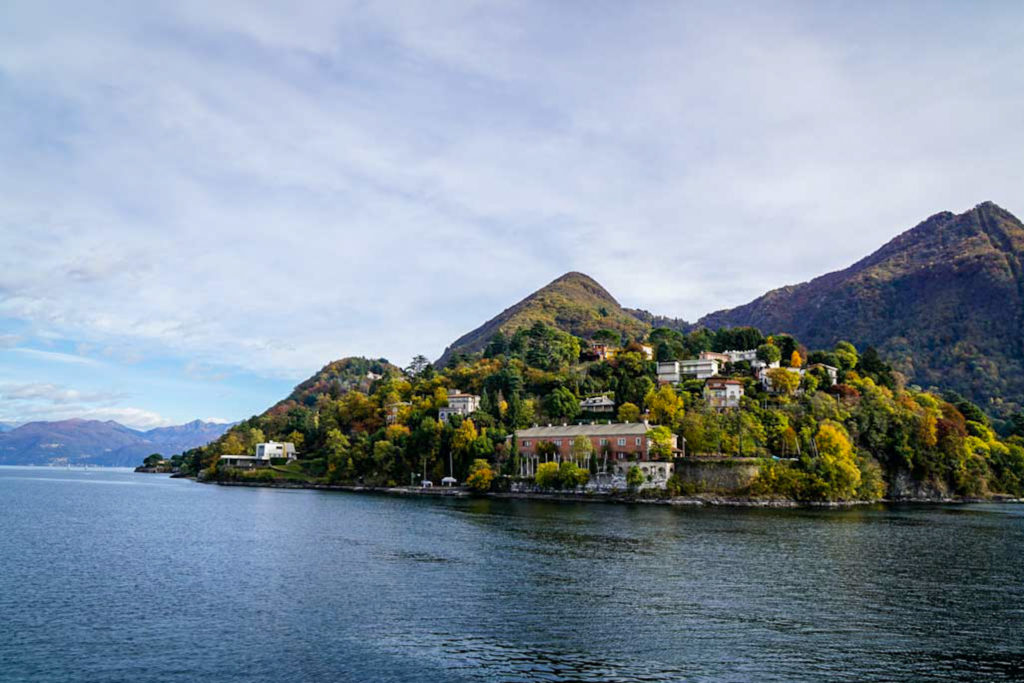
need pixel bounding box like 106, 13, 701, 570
657, 361, 681, 384
680, 358, 721, 380
579, 395, 615, 413
219, 441, 297, 469
724, 349, 758, 364
704, 378, 744, 409
438, 389, 481, 423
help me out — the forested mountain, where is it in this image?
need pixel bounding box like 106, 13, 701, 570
0, 418, 234, 466
435, 272, 650, 366
698, 202, 1024, 417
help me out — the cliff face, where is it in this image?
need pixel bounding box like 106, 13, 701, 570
698, 203, 1024, 416
436, 271, 649, 366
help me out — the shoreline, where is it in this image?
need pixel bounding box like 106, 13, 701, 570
199, 478, 1023, 508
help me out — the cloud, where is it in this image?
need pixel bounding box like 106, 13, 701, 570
202, 416, 232, 424
8, 348, 99, 365
0, 381, 170, 428
0, 0, 1021, 386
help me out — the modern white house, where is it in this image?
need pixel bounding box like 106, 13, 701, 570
680, 358, 721, 380
659, 358, 721, 383
657, 361, 682, 384
219, 441, 297, 469
579, 395, 615, 413
438, 389, 481, 423
704, 378, 745, 409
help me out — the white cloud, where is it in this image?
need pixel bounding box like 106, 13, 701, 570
0, 381, 171, 428
0, 0, 1021, 385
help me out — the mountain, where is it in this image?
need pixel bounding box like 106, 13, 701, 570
0, 418, 235, 467
698, 202, 1024, 416
436, 271, 650, 366
0, 422, 18, 433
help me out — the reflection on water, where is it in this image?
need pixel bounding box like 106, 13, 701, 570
1, 467, 1023, 682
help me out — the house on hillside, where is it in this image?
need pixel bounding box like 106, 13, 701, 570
657, 361, 681, 384
681, 358, 721, 380
512, 422, 678, 487
593, 343, 617, 361
807, 363, 839, 386
758, 366, 804, 392
579, 395, 615, 414
639, 344, 654, 361
438, 389, 481, 423
704, 378, 744, 409
386, 401, 412, 425
699, 351, 731, 364
219, 441, 297, 469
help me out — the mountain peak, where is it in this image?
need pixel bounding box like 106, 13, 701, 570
697, 201, 1024, 416
436, 271, 647, 365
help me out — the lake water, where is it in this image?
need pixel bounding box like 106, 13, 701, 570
1, 467, 1023, 681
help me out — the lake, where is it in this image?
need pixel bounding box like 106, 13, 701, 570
1, 467, 1023, 681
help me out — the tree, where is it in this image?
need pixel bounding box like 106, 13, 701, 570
325, 428, 352, 482
406, 355, 431, 377
143, 453, 163, 468
812, 422, 861, 500
756, 343, 781, 365
833, 341, 859, 372
626, 464, 644, 490
535, 461, 560, 488
559, 461, 589, 489
646, 426, 674, 459
543, 386, 581, 421
766, 368, 800, 396
452, 419, 478, 457
466, 459, 495, 492
790, 350, 803, 368
571, 435, 594, 467
645, 384, 684, 426
617, 402, 641, 422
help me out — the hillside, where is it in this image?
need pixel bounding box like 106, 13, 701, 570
436, 271, 650, 366
0, 418, 234, 466
698, 202, 1024, 416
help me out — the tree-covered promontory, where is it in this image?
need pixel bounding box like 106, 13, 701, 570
176, 322, 1024, 502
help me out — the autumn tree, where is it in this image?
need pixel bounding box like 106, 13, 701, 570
644, 384, 684, 427
617, 402, 641, 423
766, 368, 800, 396
466, 459, 495, 492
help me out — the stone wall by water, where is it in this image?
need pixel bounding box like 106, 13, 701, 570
673, 457, 766, 493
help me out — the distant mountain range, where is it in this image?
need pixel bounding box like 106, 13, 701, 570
437, 202, 1024, 417
0, 418, 235, 467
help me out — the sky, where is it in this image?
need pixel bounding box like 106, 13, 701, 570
1, 1, 1022, 428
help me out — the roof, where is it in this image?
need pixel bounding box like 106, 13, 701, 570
516, 422, 651, 439
705, 378, 743, 386
447, 393, 479, 399
580, 396, 615, 406
219, 454, 260, 460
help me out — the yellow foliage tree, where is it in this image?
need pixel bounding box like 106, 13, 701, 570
466, 459, 495, 492
644, 384, 684, 426
617, 402, 641, 422
766, 368, 800, 396
814, 422, 861, 499
452, 419, 478, 456
790, 350, 803, 368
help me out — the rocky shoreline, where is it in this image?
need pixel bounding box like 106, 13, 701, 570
198, 477, 1022, 508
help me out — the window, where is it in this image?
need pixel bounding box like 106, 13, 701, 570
617, 438, 626, 446
635, 437, 642, 446
522, 440, 531, 448
554, 440, 562, 447
599, 439, 608, 446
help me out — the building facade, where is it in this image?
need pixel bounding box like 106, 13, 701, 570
579, 395, 615, 413
219, 441, 297, 469
438, 389, 481, 423
513, 422, 677, 474
704, 379, 744, 409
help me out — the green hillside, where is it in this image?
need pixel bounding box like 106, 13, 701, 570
435, 272, 650, 366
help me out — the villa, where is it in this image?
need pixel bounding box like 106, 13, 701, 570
219, 441, 297, 469
438, 389, 481, 423
704, 378, 745, 409
579, 395, 615, 413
